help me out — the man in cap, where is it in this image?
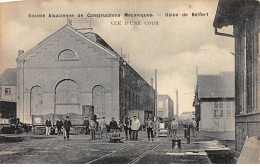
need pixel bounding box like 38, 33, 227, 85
109, 117, 117, 133
63, 116, 72, 140
89, 117, 96, 140
45, 118, 52, 136
131, 116, 140, 141
56, 118, 63, 135
100, 117, 107, 139
123, 115, 132, 140
83, 117, 90, 135
171, 118, 179, 138
145, 117, 154, 141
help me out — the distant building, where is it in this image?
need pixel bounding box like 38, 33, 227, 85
213, 0, 260, 152
0, 68, 17, 102
0, 68, 17, 122
180, 111, 195, 121
194, 72, 235, 132
15, 24, 155, 124
157, 95, 174, 120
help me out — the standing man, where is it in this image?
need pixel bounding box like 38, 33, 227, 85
63, 116, 72, 140
131, 116, 140, 141
191, 118, 197, 137
171, 118, 179, 138
89, 118, 96, 140
45, 118, 52, 136
154, 117, 160, 137
167, 121, 172, 137
56, 118, 63, 135
83, 117, 90, 135
109, 117, 117, 133
145, 117, 154, 142
100, 117, 107, 139
123, 115, 132, 140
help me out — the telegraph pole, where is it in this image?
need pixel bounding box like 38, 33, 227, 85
155, 69, 158, 117
176, 89, 179, 119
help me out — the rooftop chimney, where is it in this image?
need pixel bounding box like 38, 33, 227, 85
151, 78, 154, 88
18, 50, 24, 57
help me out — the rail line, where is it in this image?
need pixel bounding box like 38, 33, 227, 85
86, 144, 132, 164
85, 138, 165, 164
129, 138, 166, 164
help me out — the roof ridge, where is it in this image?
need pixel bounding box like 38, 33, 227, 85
17, 24, 69, 61
17, 24, 120, 61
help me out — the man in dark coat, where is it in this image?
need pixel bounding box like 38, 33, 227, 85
45, 119, 52, 136
109, 117, 117, 133
145, 117, 154, 142
56, 119, 63, 135
83, 117, 90, 135
123, 115, 132, 140
63, 116, 72, 140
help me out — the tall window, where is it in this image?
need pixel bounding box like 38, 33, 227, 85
158, 100, 163, 108
226, 102, 231, 118
219, 102, 223, 117
92, 85, 105, 117
30, 86, 43, 115
214, 102, 219, 118
55, 80, 79, 114
5, 88, 11, 96
129, 91, 131, 110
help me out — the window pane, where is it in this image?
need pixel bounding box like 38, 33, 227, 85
219, 110, 223, 117
158, 100, 163, 108
5, 88, 11, 95
219, 102, 223, 108
214, 109, 218, 118
227, 110, 231, 117
214, 102, 218, 109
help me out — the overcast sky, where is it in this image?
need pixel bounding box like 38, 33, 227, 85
0, 0, 235, 115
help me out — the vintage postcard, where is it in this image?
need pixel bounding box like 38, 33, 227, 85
0, 0, 259, 164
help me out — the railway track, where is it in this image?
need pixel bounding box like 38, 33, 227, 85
85, 138, 166, 164
129, 138, 166, 164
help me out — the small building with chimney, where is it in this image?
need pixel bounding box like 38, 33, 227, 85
194, 72, 235, 132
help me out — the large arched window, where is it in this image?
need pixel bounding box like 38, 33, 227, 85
55, 80, 80, 114
92, 85, 105, 117
30, 86, 43, 116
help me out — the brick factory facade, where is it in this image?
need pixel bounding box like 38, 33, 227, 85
16, 24, 155, 124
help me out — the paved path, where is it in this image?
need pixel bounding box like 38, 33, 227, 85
0, 129, 236, 164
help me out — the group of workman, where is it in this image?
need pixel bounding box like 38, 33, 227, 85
82, 115, 142, 141
45, 115, 197, 141
45, 116, 71, 140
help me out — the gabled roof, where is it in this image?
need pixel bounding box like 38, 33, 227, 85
213, 0, 259, 28
1, 68, 17, 86
17, 24, 120, 61
84, 32, 117, 55
197, 72, 234, 98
